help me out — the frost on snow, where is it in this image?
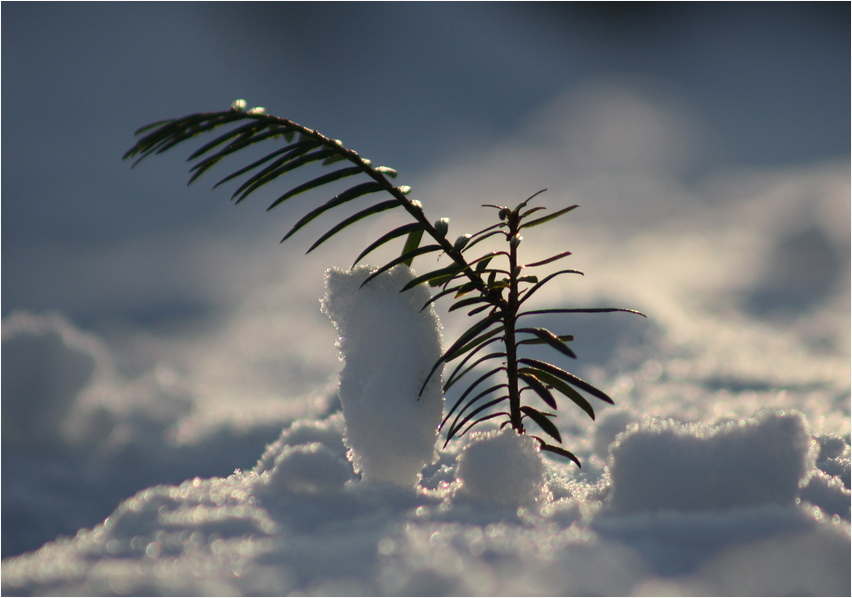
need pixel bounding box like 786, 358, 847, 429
321, 265, 444, 486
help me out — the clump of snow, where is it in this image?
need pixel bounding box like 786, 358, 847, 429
456, 429, 546, 507
254, 413, 348, 474
607, 410, 814, 513
321, 265, 444, 486
590, 411, 849, 582
814, 433, 851, 488
254, 414, 354, 495
800, 469, 851, 520
258, 443, 353, 495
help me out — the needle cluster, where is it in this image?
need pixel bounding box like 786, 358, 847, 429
125, 100, 645, 466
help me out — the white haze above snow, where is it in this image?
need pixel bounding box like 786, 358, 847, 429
2, 81, 849, 595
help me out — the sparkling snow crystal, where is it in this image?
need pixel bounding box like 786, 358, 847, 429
321, 265, 444, 486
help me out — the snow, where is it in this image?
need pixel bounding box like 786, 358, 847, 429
456, 430, 546, 507
3, 249, 849, 595
2, 312, 103, 451
321, 265, 444, 486
2, 86, 850, 595
607, 411, 813, 513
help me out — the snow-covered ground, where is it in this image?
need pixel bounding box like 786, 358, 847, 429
2, 87, 850, 595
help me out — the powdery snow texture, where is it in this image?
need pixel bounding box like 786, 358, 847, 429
321, 265, 444, 486
254, 414, 353, 495
607, 410, 813, 513
3, 407, 848, 596
457, 429, 546, 507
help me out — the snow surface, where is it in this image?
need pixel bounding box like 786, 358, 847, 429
3, 259, 850, 596
2, 87, 850, 595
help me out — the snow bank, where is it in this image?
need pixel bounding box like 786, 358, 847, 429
321, 265, 444, 486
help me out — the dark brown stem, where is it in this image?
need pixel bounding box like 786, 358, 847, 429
504, 208, 524, 434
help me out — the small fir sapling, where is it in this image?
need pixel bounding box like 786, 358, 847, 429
125, 100, 645, 471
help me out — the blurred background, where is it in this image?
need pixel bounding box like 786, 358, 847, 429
3, 2, 849, 330
2, 2, 849, 558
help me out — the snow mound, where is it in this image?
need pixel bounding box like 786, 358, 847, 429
258, 443, 353, 495
814, 433, 851, 488
800, 470, 851, 520
254, 414, 347, 474
593, 410, 849, 580
254, 413, 354, 495
456, 429, 546, 507
321, 265, 444, 486
2, 472, 280, 596
607, 410, 814, 513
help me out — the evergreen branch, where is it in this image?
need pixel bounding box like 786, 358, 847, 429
127, 101, 647, 466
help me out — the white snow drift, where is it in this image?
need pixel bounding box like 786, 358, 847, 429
3, 260, 849, 596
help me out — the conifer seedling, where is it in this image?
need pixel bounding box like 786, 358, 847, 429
125, 100, 645, 467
